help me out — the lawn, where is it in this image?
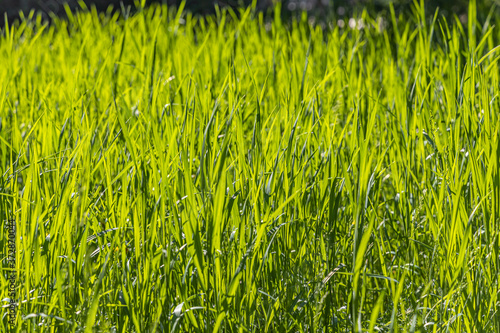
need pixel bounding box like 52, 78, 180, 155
1, 0, 500, 331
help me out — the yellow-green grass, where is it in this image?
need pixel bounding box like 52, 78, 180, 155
1, 1, 500, 331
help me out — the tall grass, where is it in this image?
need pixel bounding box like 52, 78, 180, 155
0, 0, 499, 331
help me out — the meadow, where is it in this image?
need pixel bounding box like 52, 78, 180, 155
0, 0, 500, 331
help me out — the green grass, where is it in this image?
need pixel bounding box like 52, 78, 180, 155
1, 0, 500, 331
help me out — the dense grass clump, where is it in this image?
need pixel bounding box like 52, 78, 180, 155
1, 1, 500, 331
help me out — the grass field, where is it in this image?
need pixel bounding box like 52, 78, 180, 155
1, 0, 500, 331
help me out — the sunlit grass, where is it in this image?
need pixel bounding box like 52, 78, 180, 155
0, 0, 499, 331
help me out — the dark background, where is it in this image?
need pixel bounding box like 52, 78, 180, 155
0, 0, 497, 27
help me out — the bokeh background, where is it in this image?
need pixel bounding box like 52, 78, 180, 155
1, 0, 497, 27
